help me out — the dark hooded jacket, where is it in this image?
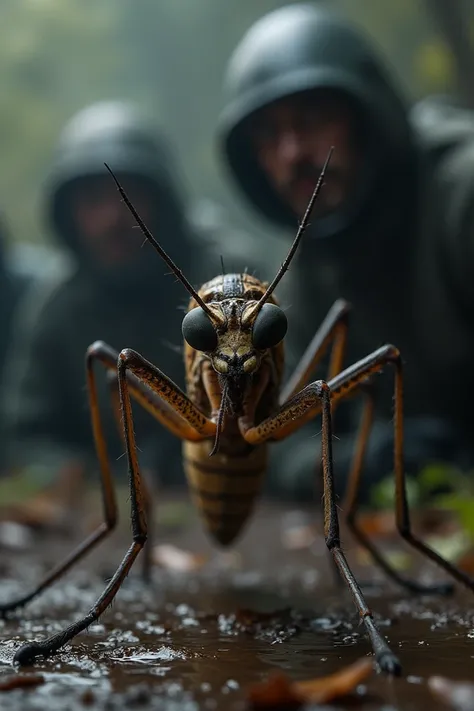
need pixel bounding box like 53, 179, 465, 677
1, 101, 212, 485
0, 217, 32, 379
217, 4, 474, 499
0, 217, 35, 472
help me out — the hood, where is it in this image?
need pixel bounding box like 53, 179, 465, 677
217, 3, 417, 243
43, 100, 192, 278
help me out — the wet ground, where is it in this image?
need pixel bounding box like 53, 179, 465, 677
0, 496, 473, 710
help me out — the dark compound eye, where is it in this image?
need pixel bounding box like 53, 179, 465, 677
252, 303, 288, 350
182, 307, 218, 352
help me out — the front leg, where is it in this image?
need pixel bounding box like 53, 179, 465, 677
14, 348, 216, 666
241, 373, 400, 676
88, 341, 213, 441
278, 298, 350, 587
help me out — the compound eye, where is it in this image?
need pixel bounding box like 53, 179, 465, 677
252, 303, 288, 350
182, 307, 218, 352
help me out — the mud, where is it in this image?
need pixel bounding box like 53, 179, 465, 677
0, 498, 473, 710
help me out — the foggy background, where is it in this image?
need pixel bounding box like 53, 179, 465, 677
0, 0, 473, 258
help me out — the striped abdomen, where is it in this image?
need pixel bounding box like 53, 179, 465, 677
183, 438, 268, 546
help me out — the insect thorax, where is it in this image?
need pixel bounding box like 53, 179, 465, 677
198, 273, 272, 305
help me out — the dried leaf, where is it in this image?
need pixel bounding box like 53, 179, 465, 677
247, 673, 300, 709
236, 608, 291, 627
247, 657, 373, 708
428, 675, 474, 711
0, 674, 45, 691
152, 544, 206, 572
294, 658, 373, 703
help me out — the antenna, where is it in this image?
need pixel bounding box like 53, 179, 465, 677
105, 163, 214, 318
256, 146, 334, 310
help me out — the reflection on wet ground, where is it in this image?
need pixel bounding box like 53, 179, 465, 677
0, 498, 473, 709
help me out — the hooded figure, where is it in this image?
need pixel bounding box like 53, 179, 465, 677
0, 214, 32, 378
0, 214, 36, 474
1, 100, 211, 518
217, 4, 474, 501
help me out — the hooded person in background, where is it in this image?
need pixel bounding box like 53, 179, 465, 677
217, 3, 474, 503
0, 213, 32, 385
0, 100, 211, 529
0, 213, 38, 474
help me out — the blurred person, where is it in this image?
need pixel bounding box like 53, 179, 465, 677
0, 212, 39, 474
0, 213, 32, 384
0, 100, 211, 529
216, 3, 474, 503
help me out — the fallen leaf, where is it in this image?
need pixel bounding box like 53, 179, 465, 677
0, 674, 45, 691
247, 673, 299, 709
247, 657, 373, 708
236, 608, 292, 627
428, 675, 474, 711
294, 659, 373, 703
152, 544, 207, 572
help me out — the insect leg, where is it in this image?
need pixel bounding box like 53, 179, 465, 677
245, 345, 474, 593
105, 368, 155, 584
89, 344, 218, 585
241, 344, 474, 672
279, 298, 350, 586
242, 376, 401, 675
243, 345, 471, 597
90, 341, 211, 441
328, 348, 472, 594
318, 381, 401, 675
0, 344, 123, 618
279, 298, 350, 404
341, 381, 452, 595
14, 345, 214, 665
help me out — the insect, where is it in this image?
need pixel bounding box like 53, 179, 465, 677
3, 148, 473, 675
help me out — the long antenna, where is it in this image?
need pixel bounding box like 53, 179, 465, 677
256, 146, 334, 310
104, 163, 214, 318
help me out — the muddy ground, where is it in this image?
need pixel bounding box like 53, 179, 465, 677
0, 495, 473, 710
